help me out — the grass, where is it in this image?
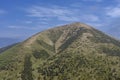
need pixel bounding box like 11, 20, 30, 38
0, 23, 120, 80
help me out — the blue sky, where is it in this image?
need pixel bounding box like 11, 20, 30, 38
0, 0, 120, 43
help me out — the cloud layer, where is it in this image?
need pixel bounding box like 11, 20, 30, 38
26, 5, 99, 22
0, 9, 6, 15
106, 6, 120, 17
1, 0, 120, 40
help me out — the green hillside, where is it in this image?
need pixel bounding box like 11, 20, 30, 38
0, 22, 120, 80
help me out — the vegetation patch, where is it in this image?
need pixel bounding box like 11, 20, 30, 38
21, 55, 33, 80
89, 29, 120, 47
37, 40, 55, 52
47, 29, 63, 43
32, 50, 50, 59
59, 28, 88, 53
100, 46, 120, 56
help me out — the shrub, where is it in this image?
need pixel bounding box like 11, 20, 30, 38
32, 50, 49, 59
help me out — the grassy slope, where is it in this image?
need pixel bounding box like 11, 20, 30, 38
36, 28, 120, 80
0, 23, 120, 80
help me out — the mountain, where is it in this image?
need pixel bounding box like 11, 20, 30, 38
0, 37, 20, 48
0, 43, 18, 54
0, 22, 120, 80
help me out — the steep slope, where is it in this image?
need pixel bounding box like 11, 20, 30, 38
0, 22, 120, 80
0, 43, 18, 54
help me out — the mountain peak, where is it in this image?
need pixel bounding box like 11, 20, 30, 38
65, 22, 92, 29
1, 22, 120, 80
23, 22, 93, 49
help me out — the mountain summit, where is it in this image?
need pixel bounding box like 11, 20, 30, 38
0, 22, 120, 80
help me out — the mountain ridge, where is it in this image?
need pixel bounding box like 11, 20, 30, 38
0, 22, 120, 80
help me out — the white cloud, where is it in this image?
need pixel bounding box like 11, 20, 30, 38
82, 15, 99, 22
0, 10, 6, 15
8, 25, 34, 30
27, 6, 78, 21
24, 21, 33, 24
26, 5, 99, 22
57, 16, 80, 21
88, 23, 104, 28
8, 25, 27, 29
8, 25, 47, 30
82, 0, 103, 2
106, 6, 120, 17
115, 0, 120, 3
27, 6, 70, 17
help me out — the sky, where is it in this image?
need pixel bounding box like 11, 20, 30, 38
0, 0, 120, 47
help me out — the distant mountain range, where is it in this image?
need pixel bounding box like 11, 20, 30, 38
0, 43, 18, 54
0, 37, 20, 48
0, 22, 120, 80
